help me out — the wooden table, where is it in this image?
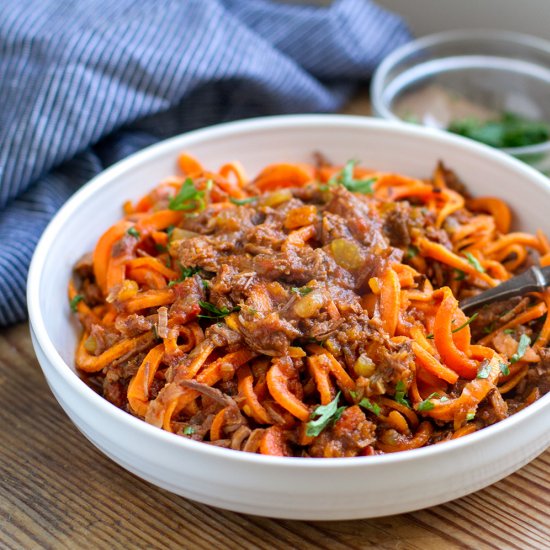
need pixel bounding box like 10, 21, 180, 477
2, 94, 550, 549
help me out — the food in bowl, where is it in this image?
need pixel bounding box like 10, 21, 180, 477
69, 152, 550, 458
395, 85, 550, 150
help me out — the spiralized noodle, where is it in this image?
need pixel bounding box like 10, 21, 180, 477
69, 153, 550, 457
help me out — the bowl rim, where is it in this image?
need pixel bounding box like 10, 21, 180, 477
27, 113, 550, 469
370, 28, 550, 156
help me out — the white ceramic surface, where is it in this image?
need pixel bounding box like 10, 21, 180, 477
27, 115, 550, 520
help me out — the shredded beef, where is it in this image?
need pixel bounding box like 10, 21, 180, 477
309, 406, 376, 458
383, 208, 411, 247
437, 161, 470, 198
170, 185, 405, 359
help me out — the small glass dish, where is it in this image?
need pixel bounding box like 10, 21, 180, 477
371, 30, 550, 173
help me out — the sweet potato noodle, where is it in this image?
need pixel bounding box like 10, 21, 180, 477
70, 153, 550, 457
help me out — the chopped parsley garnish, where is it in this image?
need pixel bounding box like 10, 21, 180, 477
180, 265, 201, 279
452, 312, 478, 333
465, 252, 485, 273
426, 312, 478, 339
306, 392, 346, 437
69, 294, 84, 313
394, 380, 410, 408
405, 246, 419, 260
291, 286, 313, 297
499, 362, 511, 376
417, 392, 439, 412
198, 300, 240, 320
168, 178, 209, 212
454, 269, 467, 281
466, 412, 476, 422
168, 264, 201, 287
328, 160, 376, 195
183, 426, 195, 435
126, 227, 140, 239
503, 328, 515, 334
229, 196, 258, 205
510, 334, 531, 363
349, 390, 357, 399
155, 243, 167, 253
476, 361, 492, 379
448, 112, 550, 149
483, 322, 495, 335
359, 397, 381, 416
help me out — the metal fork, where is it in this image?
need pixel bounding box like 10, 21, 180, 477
460, 265, 550, 314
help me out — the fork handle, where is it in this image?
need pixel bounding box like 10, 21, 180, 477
459, 265, 550, 314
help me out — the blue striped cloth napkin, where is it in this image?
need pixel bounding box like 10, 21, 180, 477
0, 0, 410, 326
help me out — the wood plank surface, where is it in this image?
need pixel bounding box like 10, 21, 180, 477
2, 93, 550, 549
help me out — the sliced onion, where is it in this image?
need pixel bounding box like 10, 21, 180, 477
157, 306, 169, 339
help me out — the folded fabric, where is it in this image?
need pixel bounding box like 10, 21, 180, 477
0, 0, 410, 326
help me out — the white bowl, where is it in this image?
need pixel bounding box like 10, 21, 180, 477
28, 115, 550, 520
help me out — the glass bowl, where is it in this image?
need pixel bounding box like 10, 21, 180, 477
371, 30, 550, 173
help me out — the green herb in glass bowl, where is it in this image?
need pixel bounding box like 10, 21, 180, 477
448, 112, 550, 149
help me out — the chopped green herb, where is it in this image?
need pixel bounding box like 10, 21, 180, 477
345, 177, 377, 194
127, 227, 140, 239
155, 243, 167, 253
503, 328, 515, 334
454, 269, 467, 281
452, 312, 479, 334
394, 380, 410, 408
181, 265, 201, 278
201, 279, 209, 290
291, 286, 313, 297
499, 362, 511, 376
230, 196, 258, 205
166, 225, 175, 240
466, 412, 476, 421
417, 392, 439, 412
69, 294, 84, 313
183, 426, 195, 435
328, 160, 376, 195
483, 322, 495, 335
426, 312, 478, 339
476, 361, 492, 379
306, 392, 346, 437
448, 112, 550, 149
168, 264, 201, 287
198, 300, 240, 320
168, 178, 208, 212
465, 252, 485, 273
439, 396, 449, 403
511, 334, 531, 363
349, 390, 358, 400
359, 398, 381, 416
406, 246, 419, 260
